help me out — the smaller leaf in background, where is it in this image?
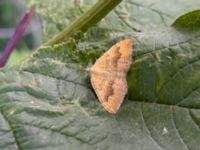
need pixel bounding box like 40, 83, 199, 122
172, 9, 200, 29
0, 6, 35, 67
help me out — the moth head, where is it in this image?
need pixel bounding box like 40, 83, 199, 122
86, 67, 91, 75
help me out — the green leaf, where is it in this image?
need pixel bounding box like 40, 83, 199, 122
0, 37, 200, 150
172, 9, 200, 29
1, 0, 200, 149
1, 27, 200, 149
128, 28, 200, 108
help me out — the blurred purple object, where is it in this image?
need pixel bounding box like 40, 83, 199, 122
0, 6, 35, 67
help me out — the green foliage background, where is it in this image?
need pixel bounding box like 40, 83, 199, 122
0, 0, 200, 149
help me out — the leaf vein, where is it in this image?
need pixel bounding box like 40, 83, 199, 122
0, 110, 22, 150
176, 87, 200, 106
113, 9, 139, 32
171, 107, 190, 150
140, 104, 165, 150
20, 122, 94, 146
135, 35, 199, 58
188, 110, 200, 131
127, 1, 173, 19
21, 69, 89, 89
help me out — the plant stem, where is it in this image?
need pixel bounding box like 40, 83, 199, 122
44, 0, 123, 46
0, 6, 35, 67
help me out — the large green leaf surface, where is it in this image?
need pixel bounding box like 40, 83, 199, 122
1, 1, 200, 150
30, 0, 200, 41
